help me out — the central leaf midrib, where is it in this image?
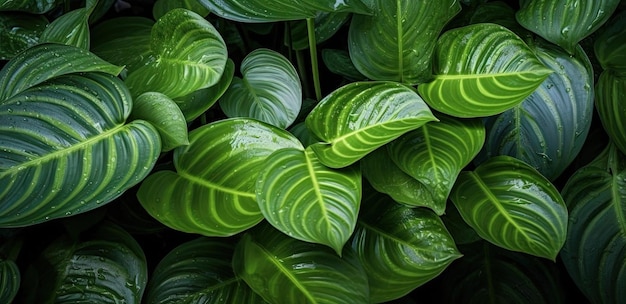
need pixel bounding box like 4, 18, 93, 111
434, 70, 550, 80
357, 220, 450, 257
396, 1, 404, 82
178, 170, 256, 198
305, 150, 331, 233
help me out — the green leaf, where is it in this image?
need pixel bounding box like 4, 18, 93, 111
467, 1, 524, 33
90, 17, 154, 73
137, 118, 303, 237
560, 144, 626, 303
417, 23, 552, 118
233, 223, 369, 303
450, 156, 568, 260
0, 0, 62, 13
0, 43, 123, 101
39, 4, 95, 49
352, 191, 461, 303
153, 0, 211, 20
516, 0, 620, 54
479, 41, 594, 181
595, 70, 626, 155
219, 48, 302, 129
124, 8, 228, 99
145, 237, 265, 303
288, 121, 321, 147
306, 81, 437, 168
595, 11, 626, 75
322, 49, 367, 81
348, 0, 461, 85
287, 12, 350, 51
130, 92, 189, 152
256, 147, 361, 255
388, 115, 485, 212
0, 73, 161, 227
0, 259, 19, 303
0, 13, 48, 60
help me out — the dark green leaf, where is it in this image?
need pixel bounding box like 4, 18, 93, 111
595, 11, 626, 75
39, 4, 95, 49
0, 0, 62, 13
595, 70, 626, 155
130, 92, 189, 152
321, 49, 367, 81
288, 121, 321, 147
287, 12, 350, 50
0, 259, 19, 303
0, 13, 47, 60
153, 0, 211, 20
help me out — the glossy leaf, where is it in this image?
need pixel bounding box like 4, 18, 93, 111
153, 0, 211, 20
219, 48, 302, 129
0, 73, 161, 227
450, 156, 568, 260
349, 0, 461, 84
595, 11, 626, 75
90, 16, 153, 73
233, 223, 369, 303
596, 70, 626, 155
418, 23, 552, 118
322, 49, 367, 81
130, 92, 189, 152
0, 13, 47, 60
560, 144, 626, 303
388, 115, 485, 211
288, 12, 350, 50
352, 191, 461, 303
306, 81, 437, 168
145, 237, 265, 303
125, 8, 228, 99
479, 41, 594, 181
137, 118, 303, 237
256, 147, 362, 254
0, 0, 62, 13
39, 2, 95, 49
516, 0, 620, 54
0, 259, 19, 303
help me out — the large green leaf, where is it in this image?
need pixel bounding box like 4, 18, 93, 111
0, 13, 47, 60
0, 73, 161, 227
348, 0, 461, 84
306, 81, 437, 168
124, 8, 228, 99
388, 115, 485, 211
596, 70, 626, 155
0, 0, 62, 13
145, 237, 265, 303
233, 223, 369, 303
137, 118, 303, 237
219, 48, 302, 129
39, 1, 96, 49
256, 147, 361, 254
560, 144, 626, 303
479, 41, 594, 181
0, 259, 19, 303
352, 191, 461, 303
450, 156, 568, 260
129, 92, 189, 152
417, 23, 552, 118
595, 11, 626, 75
516, 0, 620, 54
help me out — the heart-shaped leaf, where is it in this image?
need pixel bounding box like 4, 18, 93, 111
39, 1, 96, 49
595, 11, 626, 75
388, 115, 485, 210
450, 156, 568, 260
256, 147, 361, 254
145, 237, 265, 303
560, 144, 626, 303
0, 259, 19, 303
137, 118, 303, 237
233, 223, 369, 303
417, 23, 552, 118
351, 191, 461, 303
129, 92, 189, 152
479, 41, 594, 181
0, 13, 47, 60
595, 70, 626, 155
348, 0, 461, 84
516, 0, 620, 54
0, 73, 161, 227
0, 0, 62, 13
306, 81, 437, 168
219, 48, 302, 129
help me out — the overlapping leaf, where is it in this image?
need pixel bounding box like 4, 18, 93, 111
153, 0, 211, 20
351, 191, 461, 303
129, 92, 189, 152
450, 156, 568, 260
322, 49, 367, 81
90, 17, 154, 73
0, 13, 47, 60
516, 0, 620, 54
349, 0, 461, 84
39, 0, 96, 49
288, 12, 350, 50
256, 147, 361, 254
596, 70, 626, 155
137, 118, 303, 237
595, 11, 626, 75
233, 223, 369, 303
418, 23, 552, 118
0, 73, 161, 227
0, 259, 19, 303
0, 0, 62, 13
306, 81, 437, 168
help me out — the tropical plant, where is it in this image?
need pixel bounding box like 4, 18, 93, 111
1, 0, 625, 303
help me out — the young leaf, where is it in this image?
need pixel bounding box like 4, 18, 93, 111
306, 81, 437, 168
417, 23, 552, 118
349, 0, 461, 84
595, 70, 626, 155
219, 48, 302, 129
137, 118, 303, 237
0, 13, 47, 60
39, 1, 97, 49
594, 11, 626, 75
130, 92, 189, 152
450, 156, 568, 260
256, 147, 362, 255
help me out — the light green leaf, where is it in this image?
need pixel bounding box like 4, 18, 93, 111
0, 259, 19, 303
0, 0, 62, 13
417, 23, 552, 118
137, 118, 303, 237
595, 11, 626, 75
450, 156, 568, 260
219, 48, 302, 129
287, 12, 350, 50
39, 3, 95, 49
153, 0, 211, 20
130, 92, 189, 152
256, 147, 361, 255
596, 70, 626, 155
516, 0, 620, 54
349, 0, 461, 84
233, 223, 369, 303
306, 81, 437, 168
0, 73, 161, 227
0, 13, 47, 60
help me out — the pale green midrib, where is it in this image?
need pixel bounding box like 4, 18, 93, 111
305, 151, 331, 233
422, 125, 445, 195
396, 2, 403, 82
327, 114, 436, 145
433, 70, 552, 80
242, 77, 268, 113
178, 170, 256, 198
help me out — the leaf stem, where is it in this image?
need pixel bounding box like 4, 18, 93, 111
306, 18, 322, 101
296, 50, 312, 100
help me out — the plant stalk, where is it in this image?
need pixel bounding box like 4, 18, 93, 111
306, 18, 322, 101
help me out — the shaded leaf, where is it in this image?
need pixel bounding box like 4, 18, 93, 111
0, 0, 62, 13
287, 12, 350, 50
595, 70, 626, 155
153, 0, 211, 19
322, 49, 367, 81
130, 92, 189, 152
39, 2, 95, 49
0, 13, 47, 60
0, 259, 19, 303
595, 11, 626, 75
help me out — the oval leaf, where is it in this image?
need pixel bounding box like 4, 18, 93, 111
130, 92, 189, 152
450, 156, 568, 260
137, 118, 303, 237
595, 11, 626, 75
306, 81, 437, 168
219, 48, 302, 129
417, 23, 552, 118
0, 13, 47, 60
256, 147, 362, 254
595, 70, 626, 155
